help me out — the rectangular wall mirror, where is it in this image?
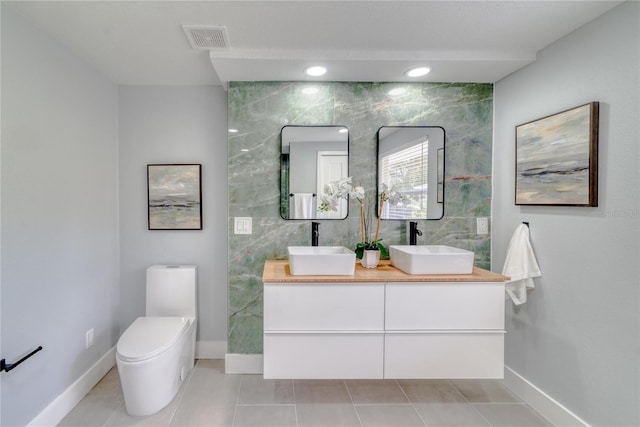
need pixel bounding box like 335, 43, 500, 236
281, 125, 349, 220
377, 126, 445, 220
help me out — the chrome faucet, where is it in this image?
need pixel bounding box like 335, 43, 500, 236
409, 221, 422, 245
311, 222, 320, 246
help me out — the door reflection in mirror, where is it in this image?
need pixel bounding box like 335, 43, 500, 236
281, 126, 349, 220
377, 126, 445, 220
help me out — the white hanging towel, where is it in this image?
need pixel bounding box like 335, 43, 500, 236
292, 193, 314, 219
502, 224, 542, 305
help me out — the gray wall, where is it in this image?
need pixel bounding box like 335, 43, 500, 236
492, 2, 639, 425
1, 10, 229, 423
1, 6, 120, 426
118, 86, 228, 354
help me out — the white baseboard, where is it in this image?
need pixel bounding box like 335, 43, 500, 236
504, 365, 590, 427
28, 347, 116, 427
195, 340, 227, 359
225, 353, 263, 374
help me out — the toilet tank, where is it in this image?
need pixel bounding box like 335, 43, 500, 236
146, 265, 197, 318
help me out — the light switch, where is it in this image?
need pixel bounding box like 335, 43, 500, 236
234, 217, 252, 234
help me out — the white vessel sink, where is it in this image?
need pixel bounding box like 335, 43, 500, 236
389, 245, 474, 275
287, 246, 356, 276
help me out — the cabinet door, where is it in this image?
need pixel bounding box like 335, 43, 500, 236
384, 332, 504, 379
264, 283, 384, 331
385, 282, 504, 330
264, 332, 384, 379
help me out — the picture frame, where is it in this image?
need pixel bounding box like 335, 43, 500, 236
147, 164, 202, 230
515, 102, 599, 206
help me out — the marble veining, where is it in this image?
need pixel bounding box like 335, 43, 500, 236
228, 81, 493, 354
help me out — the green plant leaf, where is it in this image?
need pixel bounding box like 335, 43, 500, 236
354, 242, 367, 259
377, 241, 390, 258
355, 240, 390, 259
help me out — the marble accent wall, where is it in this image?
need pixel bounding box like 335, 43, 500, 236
228, 81, 493, 354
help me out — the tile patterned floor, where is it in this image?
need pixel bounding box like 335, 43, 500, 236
59, 360, 553, 427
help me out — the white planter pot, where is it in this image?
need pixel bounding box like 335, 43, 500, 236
360, 250, 381, 268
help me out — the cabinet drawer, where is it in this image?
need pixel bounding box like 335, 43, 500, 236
384, 332, 504, 379
264, 283, 384, 331
385, 282, 504, 330
264, 332, 384, 379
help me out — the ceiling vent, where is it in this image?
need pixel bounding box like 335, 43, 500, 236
182, 25, 229, 50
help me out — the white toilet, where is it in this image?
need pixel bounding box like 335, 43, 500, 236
116, 265, 197, 417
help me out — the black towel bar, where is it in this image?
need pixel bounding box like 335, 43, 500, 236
523, 221, 530, 228
1, 346, 43, 373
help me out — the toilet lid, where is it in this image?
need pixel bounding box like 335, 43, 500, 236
117, 316, 189, 362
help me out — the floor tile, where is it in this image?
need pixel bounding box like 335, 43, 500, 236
473, 403, 553, 427
60, 361, 556, 427
293, 379, 352, 404
59, 368, 125, 426
91, 368, 125, 397
169, 363, 241, 427
194, 358, 227, 374
58, 394, 124, 427
169, 399, 237, 427
346, 379, 409, 404
397, 380, 466, 403
296, 403, 361, 427
237, 375, 294, 404
413, 402, 490, 426
356, 404, 425, 427
179, 362, 242, 404
104, 401, 176, 427
451, 380, 521, 403
233, 405, 297, 427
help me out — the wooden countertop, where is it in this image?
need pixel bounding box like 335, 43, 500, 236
263, 260, 510, 283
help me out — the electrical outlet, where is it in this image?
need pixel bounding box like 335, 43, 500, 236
477, 217, 489, 235
85, 329, 94, 349
234, 217, 252, 234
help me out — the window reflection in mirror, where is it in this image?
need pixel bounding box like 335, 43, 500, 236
377, 126, 445, 220
281, 126, 349, 220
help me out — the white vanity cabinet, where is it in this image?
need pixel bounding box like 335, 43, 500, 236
263, 282, 384, 379
384, 282, 505, 379
262, 260, 508, 380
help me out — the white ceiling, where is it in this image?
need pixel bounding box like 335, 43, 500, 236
5, 1, 622, 87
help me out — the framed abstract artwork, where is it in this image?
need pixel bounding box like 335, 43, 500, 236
515, 102, 599, 206
147, 164, 202, 230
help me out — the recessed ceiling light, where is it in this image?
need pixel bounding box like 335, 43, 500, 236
405, 67, 431, 78
228, 128, 239, 133
305, 66, 327, 77
388, 88, 407, 96
241, 148, 249, 152
302, 87, 319, 95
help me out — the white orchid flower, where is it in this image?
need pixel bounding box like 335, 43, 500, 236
318, 195, 338, 212
350, 186, 365, 201
380, 183, 404, 205
318, 177, 355, 212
